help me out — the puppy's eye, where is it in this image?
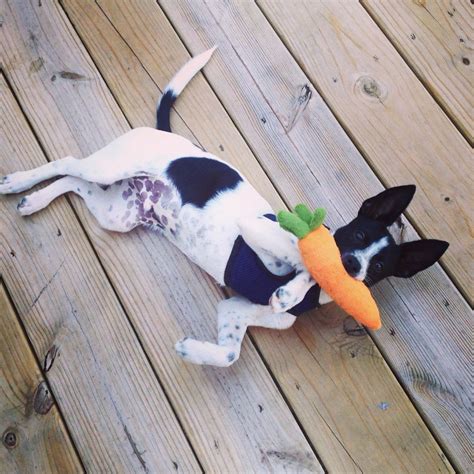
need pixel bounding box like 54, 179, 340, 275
354, 231, 365, 241
374, 261, 384, 272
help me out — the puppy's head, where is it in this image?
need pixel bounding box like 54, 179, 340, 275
333, 185, 448, 287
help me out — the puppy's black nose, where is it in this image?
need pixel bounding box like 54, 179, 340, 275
342, 254, 361, 277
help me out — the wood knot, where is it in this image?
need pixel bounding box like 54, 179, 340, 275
2, 429, 18, 449
284, 84, 312, 132
355, 75, 387, 103
33, 381, 54, 415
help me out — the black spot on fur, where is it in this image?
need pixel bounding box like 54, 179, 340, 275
166, 157, 243, 208
227, 352, 235, 362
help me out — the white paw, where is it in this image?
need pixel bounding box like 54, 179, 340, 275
0, 175, 13, 194
17, 195, 42, 216
174, 337, 236, 367
270, 286, 300, 313
0, 172, 34, 194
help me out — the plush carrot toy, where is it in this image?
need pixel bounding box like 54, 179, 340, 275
277, 204, 381, 330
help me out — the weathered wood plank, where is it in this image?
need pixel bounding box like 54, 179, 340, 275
1, 1, 323, 471
157, 0, 470, 470
363, 0, 473, 144
64, 0, 457, 471
259, 0, 473, 303
0, 76, 200, 471
0, 282, 83, 473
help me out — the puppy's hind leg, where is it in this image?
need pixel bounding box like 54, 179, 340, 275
175, 297, 252, 367
175, 297, 296, 367
18, 176, 140, 232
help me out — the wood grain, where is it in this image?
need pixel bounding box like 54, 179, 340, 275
363, 0, 473, 144
64, 0, 457, 471
0, 76, 200, 471
259, 0, 473, 303
158, 0, 470, 470
1, 0, 323, 471
0, 282, 83, 473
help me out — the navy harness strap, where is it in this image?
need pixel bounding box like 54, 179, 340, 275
224, 214, 320, 316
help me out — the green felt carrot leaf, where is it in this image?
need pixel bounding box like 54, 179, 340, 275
309, 208, 326, 230
277, 211, 310, 239
277, 205, 327, 239
294, 204, 313, 224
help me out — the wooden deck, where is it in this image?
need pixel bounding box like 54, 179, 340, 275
0, 0, 471, 472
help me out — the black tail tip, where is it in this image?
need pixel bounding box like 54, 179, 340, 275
156, 89, 177, 132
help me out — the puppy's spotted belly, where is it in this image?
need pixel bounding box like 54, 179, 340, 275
120, 176, 181, 233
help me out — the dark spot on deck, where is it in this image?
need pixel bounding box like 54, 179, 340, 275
87, 190, 92, 195
462, 57, 470, 66
264, 450, 315, 470
389, 328, 396, 336
33, 381, 54, 415
10, 249, 15, 257
172, 461, 178, 470
295, 383, 300, 390
410, 33, 416, 40
57, 228, 61, 237
2, 429, 18, 449
285, 84, 312, 132
258, 404, 263, 413
43, 345, 59, 372
444, 196, 450, 202
261, 116, 266, 124
51, 74, 56, 82
29, 57, 44, 73
59, 71, 87, 81
343, 317, 367, 337
218, 144, 224, 151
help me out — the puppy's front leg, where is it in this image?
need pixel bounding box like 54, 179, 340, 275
270, 270, 315, 313
237, 216, 302, 268
238, 217, 316, 312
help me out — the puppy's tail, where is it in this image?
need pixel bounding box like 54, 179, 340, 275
156, 46, 217, 133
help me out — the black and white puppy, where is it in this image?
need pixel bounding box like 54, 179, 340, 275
0, 48, 448, 367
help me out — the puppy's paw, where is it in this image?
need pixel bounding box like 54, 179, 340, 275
175, 337, 191, 358
17, 196, 39, 216
0, 175, 13, 194
270, 286, 300, 313
0, 172, 34, 194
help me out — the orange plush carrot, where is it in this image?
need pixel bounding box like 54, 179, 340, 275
278, 205, 381, 330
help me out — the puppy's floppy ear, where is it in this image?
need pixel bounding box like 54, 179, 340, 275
394, 239, 449, 278
358, 185, 416, 226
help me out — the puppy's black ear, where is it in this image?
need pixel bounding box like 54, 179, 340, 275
358, 185, 416, 226
394, 239, 449, 278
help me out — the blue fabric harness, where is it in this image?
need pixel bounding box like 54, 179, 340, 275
224, 214, 320, 316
